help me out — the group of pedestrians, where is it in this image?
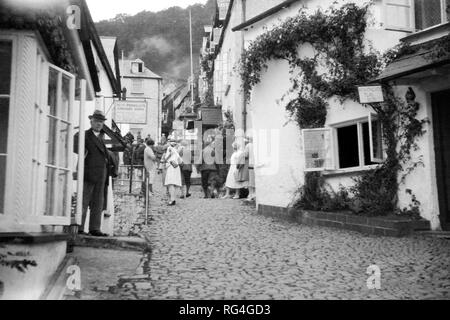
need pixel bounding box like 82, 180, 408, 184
138, 133, 256, 206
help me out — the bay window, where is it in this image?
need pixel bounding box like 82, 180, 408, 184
0, 32, 75, 229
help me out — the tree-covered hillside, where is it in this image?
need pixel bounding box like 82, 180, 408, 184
95, 0, 216, 85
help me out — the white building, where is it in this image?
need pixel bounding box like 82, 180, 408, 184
210, 0, 450, 231
119, 59, 163, 141
0, 0, 121, 299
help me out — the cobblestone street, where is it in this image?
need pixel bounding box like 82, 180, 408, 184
94, 182, 450, 300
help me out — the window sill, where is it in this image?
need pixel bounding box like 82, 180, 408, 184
401, 22, 450, 45
322, 164, 380, 177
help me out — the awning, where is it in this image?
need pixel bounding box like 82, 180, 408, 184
372, 40, 450, 83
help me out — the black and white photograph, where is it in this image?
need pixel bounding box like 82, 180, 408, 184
0, 0, 449, 305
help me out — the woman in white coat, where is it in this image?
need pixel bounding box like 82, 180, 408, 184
222, 142, 248, 199
163, 137, 183, 205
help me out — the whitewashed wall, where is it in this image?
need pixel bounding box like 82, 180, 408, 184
239, 0, 447, 229
121, 76, 162, 141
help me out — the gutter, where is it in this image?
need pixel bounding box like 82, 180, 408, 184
214, 0, 235, 57
232, 0, 300, 32
80, 0, 122, 97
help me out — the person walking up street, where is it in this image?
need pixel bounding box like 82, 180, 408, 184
222, 141, 248, 199
133, 138, 146, 195
178, 139, 193, 199
162, 137, 183, 206
244, 136, 256, 202
155, 136, 169, 196
144, 138, 157, 196
197, 137, 217, 199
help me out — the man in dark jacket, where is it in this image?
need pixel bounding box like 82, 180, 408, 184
74, 110, 110, 237
197, 137, 218, 198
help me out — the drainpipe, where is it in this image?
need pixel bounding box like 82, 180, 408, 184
63, 26, 96, 100
158, 79, 161, 139
241, 0, 247, 132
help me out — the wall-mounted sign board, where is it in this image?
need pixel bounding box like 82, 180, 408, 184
358, 85, 384, 104
114, 101, 147, 124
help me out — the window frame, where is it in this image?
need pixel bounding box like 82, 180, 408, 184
414, 0, 449, 31
0, 32, 75, 229
0, 35, 17, 217
39, 64, 75, 224
131, 78, 144, 94
302, 128, 335, 172
26, 63, 75, 226
368, 112, 385, 163
383, 0, 416, 32
331, 116, 385, 171
384, 0, 450, 33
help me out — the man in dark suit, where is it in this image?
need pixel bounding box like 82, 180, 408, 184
74, 110, 110, 237
197, 137, 218, 199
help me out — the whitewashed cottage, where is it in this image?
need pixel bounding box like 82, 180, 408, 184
208, 0, 450, 231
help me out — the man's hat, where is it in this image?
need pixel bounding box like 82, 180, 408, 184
88, 110, 107, 121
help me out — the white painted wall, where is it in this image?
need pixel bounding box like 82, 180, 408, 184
121, 76, 162, 141
250, 58, 304, 208
235, 0, 447, 229
215, 0, 246, 131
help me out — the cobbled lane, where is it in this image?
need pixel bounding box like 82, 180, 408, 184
98, 183, 450, 300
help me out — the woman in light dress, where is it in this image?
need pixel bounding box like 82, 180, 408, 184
162, 137, 183, 206
222, 142, 248, 199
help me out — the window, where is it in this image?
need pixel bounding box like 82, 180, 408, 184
302, 116, 384, 172
415, 0, 449, 30
42, 65, 75, 219
0, 34, 74, 226
384, 0, 415, 32
0, 40, 12, 214
302, 129, 334, 171
335, 118, 384, 169
131, 79, 144, 94
131, 61, 144, 73
384, 0, 450, 32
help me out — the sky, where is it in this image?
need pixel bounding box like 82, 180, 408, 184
87, 0, 208, 22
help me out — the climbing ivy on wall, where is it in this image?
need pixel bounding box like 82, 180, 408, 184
200, 52, 216, 107
0, 5, 78, 74
238, 3, 430, 216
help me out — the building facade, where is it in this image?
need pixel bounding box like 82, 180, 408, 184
119, 59, 163, 141
0, 0, 121, 299
207, 0, 450, 231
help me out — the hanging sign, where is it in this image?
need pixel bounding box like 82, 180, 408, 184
218, 0, 230, 20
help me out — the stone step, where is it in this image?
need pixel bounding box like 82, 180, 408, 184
74, 235, 149, 252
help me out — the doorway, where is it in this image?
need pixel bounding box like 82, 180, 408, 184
431, 89, 450, 231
